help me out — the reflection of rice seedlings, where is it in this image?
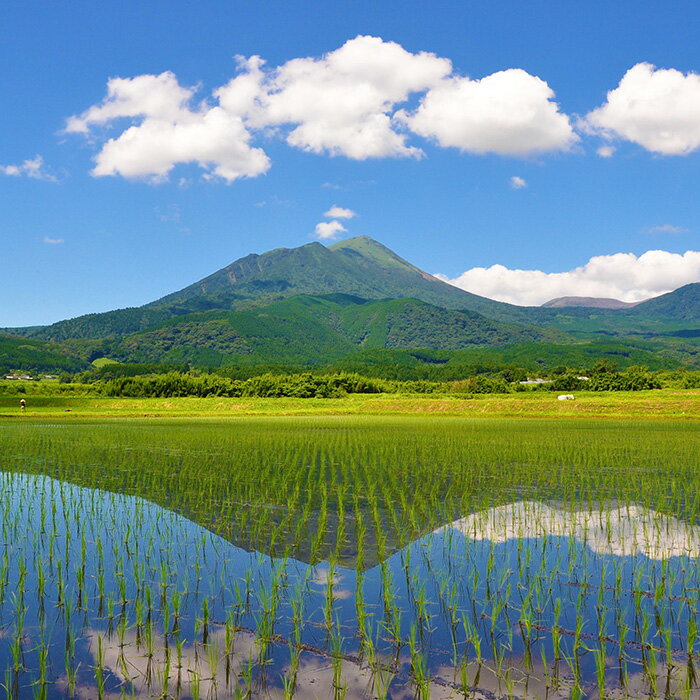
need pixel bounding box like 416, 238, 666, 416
0, 418, 699, 697
94, 634, 105, 699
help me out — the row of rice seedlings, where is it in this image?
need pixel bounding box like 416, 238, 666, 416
0, 417, 698, 697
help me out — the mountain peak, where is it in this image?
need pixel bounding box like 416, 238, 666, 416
542, 296, 640, 310
329, 235, 434, 277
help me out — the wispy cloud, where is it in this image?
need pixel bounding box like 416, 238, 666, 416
509, 176, 527, 189
1, 156, 57, 182
43, 236, 64, 245
646, 224, 689, 234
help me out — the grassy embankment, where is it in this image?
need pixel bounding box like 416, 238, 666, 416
0, 388, 698, 419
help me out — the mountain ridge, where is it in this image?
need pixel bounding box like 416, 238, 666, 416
12, 236, 524, 342
542, 296, 641, 310
3, 238, 699, 361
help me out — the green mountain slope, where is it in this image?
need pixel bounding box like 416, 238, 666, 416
5, 237, 698, 351
628, 283, 700, 322
152, 236, 505, 313
106, 294, 556, 366
0, 333, 87, 373
484, 283, 700, 335
14, 237, 522, 342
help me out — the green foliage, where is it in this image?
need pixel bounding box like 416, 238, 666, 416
101, 371, 394, 399
91, 357, 121, 367
0, 333, 86, 374
588, 365, 661, 391
77, 362, 191, 381
5, 237, 698, 375
84, 295, 557, 367
548, 373, 588, 392
451, 375, 511, 394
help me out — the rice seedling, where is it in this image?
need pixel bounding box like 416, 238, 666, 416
0, 416, 695, 697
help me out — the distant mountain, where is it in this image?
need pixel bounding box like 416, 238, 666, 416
3, 237, 699, 369
542, 296, 640, 310
14, 237, 521, 342
0, 333, 85, 373
106, 294, 556, 366
629, 283, 700, 321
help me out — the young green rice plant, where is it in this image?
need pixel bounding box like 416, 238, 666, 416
408, 623, 429, 695
94, 634, 106, 700
1, 416, 700, 696
190, 669, 201, 700
330, 621, 344, 692
281, 671, 295, 700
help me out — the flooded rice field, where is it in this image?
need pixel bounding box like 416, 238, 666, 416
0, 417, 698, 698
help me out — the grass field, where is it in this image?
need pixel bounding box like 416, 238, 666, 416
1, 388, 698, 419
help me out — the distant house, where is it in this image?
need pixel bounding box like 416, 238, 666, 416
519, 378, 553, 385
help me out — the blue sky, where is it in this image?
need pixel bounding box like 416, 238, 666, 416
1, 0, 699, 326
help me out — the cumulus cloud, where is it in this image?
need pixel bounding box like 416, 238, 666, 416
596, 145, 615, 158
510, 176, 527, 189
227, 36, 451, 159
1, 155, 56, 181
42, 236, 64, 244
439, 250, 700, 306
66, 36, 591, 182
65, 71, 270, 182
397, 69, 577, 156
323, 205, 356, 219
314, 220, 347, 240
584, 63, 700, 155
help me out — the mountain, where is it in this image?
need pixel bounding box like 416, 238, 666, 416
152, 236, 507, 314
0, 333, 85, 373
3, 237, 699, 371
16, 237, 522, 343
542, 296, 640, 309
106, 294, 556, 366
628, 283, 700, 321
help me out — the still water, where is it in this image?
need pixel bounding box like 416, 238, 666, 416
1, 469, 698, 699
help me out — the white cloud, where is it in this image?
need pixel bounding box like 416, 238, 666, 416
647, 224, 689, 234
314, 220, 347, 240
1, 155, 56, 181
398, 68, 577, 156
323, 205, 356, 219
510, 176, 527, 189
43, 236, 64, 244
596, 145, 616, 158
65, 71, 270, 182
584, 63, 700, 155
65, 72, 193, 133
219, 35, 452, 159
439, 250, 700, 306
68, 37, 589, 182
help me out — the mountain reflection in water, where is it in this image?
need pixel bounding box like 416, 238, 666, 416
0, 470, 698, 699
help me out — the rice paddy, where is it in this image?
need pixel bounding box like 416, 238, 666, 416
0, 416, 698, 698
